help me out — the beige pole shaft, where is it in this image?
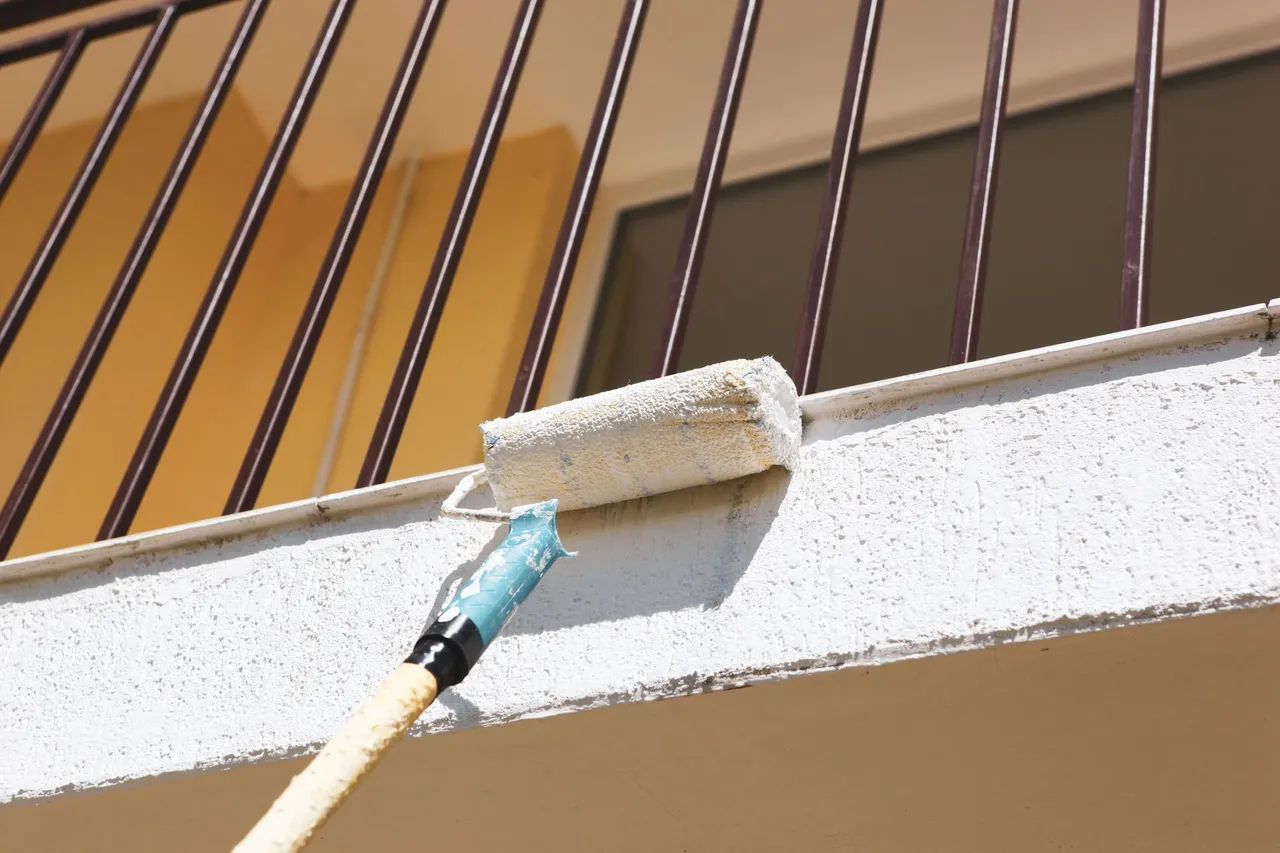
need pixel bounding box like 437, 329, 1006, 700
235, 663, 439, 853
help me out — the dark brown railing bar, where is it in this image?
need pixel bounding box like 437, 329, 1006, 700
652, 0, 760, 378
948, 0, 1018, 365
505, 0, 648, 417
0, 28, 74, 68
227, 0, 451, 511
0, 8, 176, 366
356, 0, 545, 487
0, 0, 270, 560
0, 0, 118, 32
790, 0, 882, 395
1119, 0, 1164, 330
0, 0, 232, 67
0, 29, 85, 202
98, 0, 354, 541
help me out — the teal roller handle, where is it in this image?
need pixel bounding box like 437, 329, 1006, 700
436, 499, 571, 645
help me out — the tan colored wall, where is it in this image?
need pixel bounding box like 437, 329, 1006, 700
317, 126, 576, 490
0, 89, 575, 558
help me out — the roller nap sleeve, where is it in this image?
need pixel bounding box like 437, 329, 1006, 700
479, 356, 801, 513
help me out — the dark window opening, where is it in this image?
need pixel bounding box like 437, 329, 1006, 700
579, 51, 1280, 397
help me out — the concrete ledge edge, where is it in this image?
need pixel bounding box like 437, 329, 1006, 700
2, 300, 1272, 585
801, 302, 1274, 420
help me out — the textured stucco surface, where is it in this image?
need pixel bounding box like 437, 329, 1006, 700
1, 315, 1277, 802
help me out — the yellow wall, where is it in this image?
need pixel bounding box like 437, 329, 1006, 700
0, 90, 576, 558
319, 126, 577, 490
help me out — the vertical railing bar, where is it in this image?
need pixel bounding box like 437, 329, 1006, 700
354, 0, 546, 487
0, 0, 270, 560
98, 0, 355, 541
790, 0, 882, 395
0, 29, 85, 202
225, 0, 451, 513
652, 0, 761, 378
504, 0, 648, 417
1119, 0, 1164, 330
0, 9, 175, 367
948, 0, 1018, 366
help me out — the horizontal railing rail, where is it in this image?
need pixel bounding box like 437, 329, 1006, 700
0, 0, 1170, 558
0, 0, 123, 34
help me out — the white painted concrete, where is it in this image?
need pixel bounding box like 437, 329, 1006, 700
1, 303, 1277, 803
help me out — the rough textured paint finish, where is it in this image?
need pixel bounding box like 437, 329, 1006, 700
0, 309, 1277, 803
481, 356, 800, 512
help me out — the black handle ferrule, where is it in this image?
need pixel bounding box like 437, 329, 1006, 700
404, 613, 486, 692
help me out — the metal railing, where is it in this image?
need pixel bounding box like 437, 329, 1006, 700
0, 0, 1167, 557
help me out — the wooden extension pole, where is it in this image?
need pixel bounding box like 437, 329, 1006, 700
237, 501, 572, 850
234, 664, 439, 852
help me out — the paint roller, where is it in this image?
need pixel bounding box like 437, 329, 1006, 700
235, 356, 801, 852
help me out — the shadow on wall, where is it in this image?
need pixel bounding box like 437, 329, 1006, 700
430, 469, 793, 726
455, 465, 793, 638
0, 461, 791, 630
